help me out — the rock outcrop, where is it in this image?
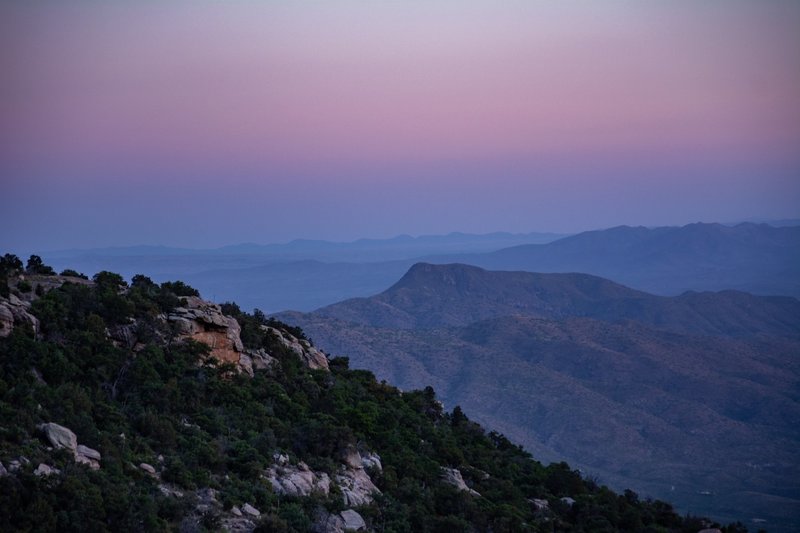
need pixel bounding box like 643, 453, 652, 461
266, 450, 380, 508
166, 297, 310, 376
168, 296, 245, 365
340, 509, 367, 531
39, 422, 101, 469
331, 446, 382, 507
2, 272, 322, 375
336, 467, 381, 507
1, 275, 92, 338
315, 509, 367, 532
360, 451, 382, 472
0, 293, 39, 338
440, 467, 480, 497
262, 325, 329, 370
265, 460, 331, 497
34, 463, 60, 477
182, 487, 261, 533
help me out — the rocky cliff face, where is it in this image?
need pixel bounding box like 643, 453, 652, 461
168, 296, 245, 364
165, 296, 328, 374
0, 293, 37, 338
0, 273, 327, 375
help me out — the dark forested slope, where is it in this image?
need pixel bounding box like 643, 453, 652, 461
0, 254, 747, 532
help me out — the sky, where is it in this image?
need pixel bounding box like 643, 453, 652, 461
1, 1, 799, 251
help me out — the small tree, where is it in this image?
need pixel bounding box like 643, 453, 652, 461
26, 255, 55, 275
160, 280, 199, 297
1, 253, 23, 273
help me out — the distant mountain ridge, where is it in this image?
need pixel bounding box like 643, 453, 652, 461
280, 262, 800, 530
43, 231, 565, 260
429, 222, 800, 297
37, 222, 800, 313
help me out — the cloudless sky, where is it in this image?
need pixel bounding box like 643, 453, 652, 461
1, 1, 799, 251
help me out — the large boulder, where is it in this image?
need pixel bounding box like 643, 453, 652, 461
341, 445, 362, 470
440, 467, 480, 497
314, 509, 368, 533
75, 443, 102, 469
266, 461, 331, 497
39, 422, 78, 452
335, 466, 381, 507
77, 444, 101, 461
39, 422, 101, 469
241, 503, 260, 518
139, 462, 158, 477
34, 463, 60, 477
340, 510, 366, 531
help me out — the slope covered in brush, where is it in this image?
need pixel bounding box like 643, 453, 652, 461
0, 255, 744, 532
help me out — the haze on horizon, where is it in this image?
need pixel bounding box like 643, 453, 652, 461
2, 1, 799, 252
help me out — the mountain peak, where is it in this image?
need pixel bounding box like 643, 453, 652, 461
389, 262, 486, 291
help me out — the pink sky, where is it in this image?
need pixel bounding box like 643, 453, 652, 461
1, 1, 799, 249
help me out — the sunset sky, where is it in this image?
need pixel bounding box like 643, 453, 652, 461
2, 1, 799, 251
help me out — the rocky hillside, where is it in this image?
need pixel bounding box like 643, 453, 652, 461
281, 263, 800, 532
306, 263, 800, 338
0, 255, 745, 532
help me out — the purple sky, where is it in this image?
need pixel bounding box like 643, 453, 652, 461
1, 1, 799, 251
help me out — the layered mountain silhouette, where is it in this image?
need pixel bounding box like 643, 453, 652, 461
431, 222, 800, 297
43, 223, 799, 312
280, 263, 800, 531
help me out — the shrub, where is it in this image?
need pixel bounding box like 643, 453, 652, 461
25, 255, 55, 275
160, 281, 200, 297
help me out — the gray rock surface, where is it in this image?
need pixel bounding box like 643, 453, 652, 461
39, 422, 78, 452
341, 445, 362, 470
360, 451, 382, 472
530, 498, 549, 511
34, 463, 60, 477
8, 456, 29, 472
39, 423, 101, 468
340, 509, 366, 531
139, 462, 158, 476
266, 461, 331, 497
158, 484, 184, 498
440, 467, 480, 497
241, 503, 260, 517
77, 444, 101, 461
335, 466, 381, 507
0, 303, 14, 337
0, 295, 39, 337
262, 326, 329, 370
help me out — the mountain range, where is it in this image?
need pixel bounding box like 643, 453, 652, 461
41, 223, 800, 313
430, 223, 800, 298
280, 262, 800, 531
